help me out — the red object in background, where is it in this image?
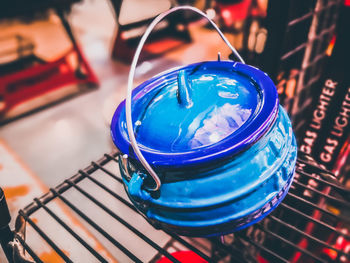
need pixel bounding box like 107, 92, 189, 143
112, 32, 189, 63
333, 135, 350, 179
257, 254, 270, 263
322, 224, 350, 262
0, 45, 98, 118
216, 0, 267, 28
345, 0, 350, 7
216, 0, 252, 27
156, 251, 208, 263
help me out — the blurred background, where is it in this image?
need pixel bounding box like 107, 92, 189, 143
0, 0, 349, 262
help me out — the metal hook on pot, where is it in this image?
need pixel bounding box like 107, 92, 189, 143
126, 5, 245, 191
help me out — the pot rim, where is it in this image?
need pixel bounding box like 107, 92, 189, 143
111, 61, 279, 169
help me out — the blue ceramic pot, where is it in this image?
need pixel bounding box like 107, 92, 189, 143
111, 60, 297, 237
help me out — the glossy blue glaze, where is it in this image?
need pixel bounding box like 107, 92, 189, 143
121, 106, 297, 236
111, 60, 297, 236
111, 61, 278, 170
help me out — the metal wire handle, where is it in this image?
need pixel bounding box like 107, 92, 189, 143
126, 5, 245, 191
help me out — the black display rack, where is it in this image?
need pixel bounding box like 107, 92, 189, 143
0, 150, 349, 263
261, 0, 342, 128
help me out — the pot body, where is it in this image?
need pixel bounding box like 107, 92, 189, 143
120, 106, 297, 237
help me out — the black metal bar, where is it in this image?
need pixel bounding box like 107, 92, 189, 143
296, 169, 350, 194
55, 7, 85, 77
269, 215, 349, 259
291, 180, 350, 208
108, 0, 122, 20
86, 163, 219, 262
85, 164, 226, 263
49, 188, 143, 263
308, 0, 334, 70
163, 234, 212, 263
280, 25, 335, 61
0, 226, 13, 263
14, 150, 349, 263
302, 73, 322, 90
82, 167, 214, 263
277, 52, 327, 85
22, 152, 121, 216
209, 237, 250, 263
296, 155, 333, 173
0, 188, 14, 263
287, 192, 350, 224
236, 232, 289, 263
261, 0, 291, 79
279, 202, 350, 240
80, 170, 134, 209
287, 1, 338, 26
104, 153, 122, 164
19, 210, 73, 263
33, 198, 108, 263
287, 11, 314, 27
65, 178, 182, 263
255, 223, 328, 263
91, 161, 123, 183
15, 234, 44, 263
280, 42, 307, 61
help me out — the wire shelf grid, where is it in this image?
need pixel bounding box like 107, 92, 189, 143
7, 150, 349, 263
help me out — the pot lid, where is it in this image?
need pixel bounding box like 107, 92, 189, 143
111, 61, 278, 169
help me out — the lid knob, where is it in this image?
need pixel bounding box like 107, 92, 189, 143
177, 70, 193, 108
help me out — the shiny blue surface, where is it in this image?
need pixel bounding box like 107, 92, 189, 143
122, 107, 297, 237
111, 60, 297, 237
135, 68, 259, 151
111, 61, 278, 169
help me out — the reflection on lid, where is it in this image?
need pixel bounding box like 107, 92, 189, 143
190, 104, 252, 148
134, 67, 260, 153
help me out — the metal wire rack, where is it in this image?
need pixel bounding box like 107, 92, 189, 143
261, 0, 342, 129
1, 150, 348, 263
